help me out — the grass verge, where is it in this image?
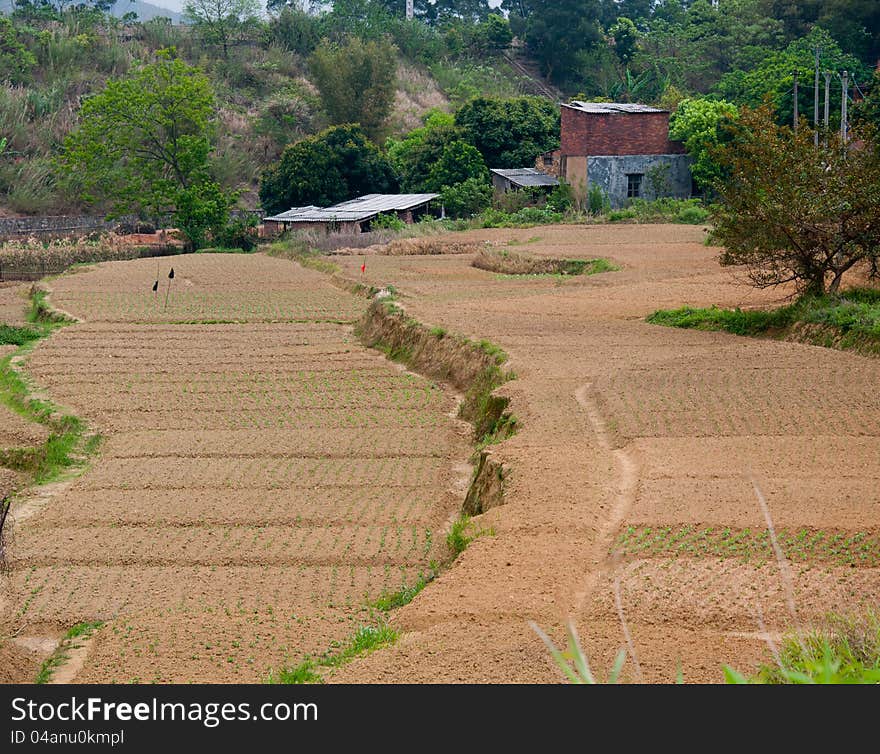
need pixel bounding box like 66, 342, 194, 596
35, 621, 104, 684
446, 514, 494, 557
647, 287, 880, 355
0, 288, 98, 487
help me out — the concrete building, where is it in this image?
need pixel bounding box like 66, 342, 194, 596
545, 102, 692, 208
263, 194, 440, 235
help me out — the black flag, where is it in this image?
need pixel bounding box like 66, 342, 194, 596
168, 268, 175, 279
152, 280, 158, 292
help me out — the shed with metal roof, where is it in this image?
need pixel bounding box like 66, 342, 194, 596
490, 168, 559, 193
263, 194, 440, 234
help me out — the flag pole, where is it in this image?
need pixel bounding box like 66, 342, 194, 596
163, 267, 175, 312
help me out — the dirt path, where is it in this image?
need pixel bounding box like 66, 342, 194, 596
328, 224, 880, 683
1, 254, 469, 682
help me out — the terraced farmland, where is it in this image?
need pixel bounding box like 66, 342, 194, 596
2, 254, 468, 682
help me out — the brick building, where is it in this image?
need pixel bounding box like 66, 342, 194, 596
543, 102, 692, 208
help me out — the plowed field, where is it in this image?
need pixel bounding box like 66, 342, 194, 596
2, 255, 468, 682
325, 224, 880, 683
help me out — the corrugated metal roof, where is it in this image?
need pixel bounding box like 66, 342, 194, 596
491, 168, 559, 188
264, 194, 439, 224
564, 101, 666, 114
267, 206, 321, 220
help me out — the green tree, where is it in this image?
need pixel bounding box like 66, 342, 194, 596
456, 96, 559, 169
184, 0, 260, 59
669, 97, 738, 191
482, 13, 513, 52
712, 106, 880, 296
714, 27, 869, 126
259, 124, 398, 216
61, 50, 216, 217
309, 36, 397, 142
854, 69, 880, 133
608, 16, 639, 64
174, 180, 235, 251
426, 140, 488, 192
0, 16, 37, 84
386, 110, 461, 191
503, 0, 604, 84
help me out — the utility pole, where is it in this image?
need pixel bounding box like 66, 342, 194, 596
813, 47, 821, 146
406, 0, 413, 20
793, 70, 799, 132
823, 70, 831, 146
841, 70, 848, 143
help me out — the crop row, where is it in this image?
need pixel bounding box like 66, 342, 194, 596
52, 291, 365, 324
12, 563, 428, 622
32, 487, 449, 528
12, 523, 437, 568
80, 455, 449, 490
616, 524, 880, 567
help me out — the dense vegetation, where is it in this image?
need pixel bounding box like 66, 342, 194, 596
0, 0, 877, 226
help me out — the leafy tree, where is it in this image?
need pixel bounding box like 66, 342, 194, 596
0, 16, 37, 84
426, 140, 488, 193
267, 6, 321, 56
174, 181, 235, 251
714, 27, 869, 127
309, 36, 397, 142
61, 50, 216, 217
854, 69, 880, 133
259, 124, 398, 216
636, 0, 785, 94
503, 0, 603, 84
608, 16, 640, 64
763, 0, 880, 62
711, 106, 880, 296
386, 110, 461, 191
669, 97, 738, 191
482, 13, 513, 52
456, 96, 559, 169
184, 0, 260, 59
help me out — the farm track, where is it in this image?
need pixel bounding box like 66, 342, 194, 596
324, 224, 880, 683
1, 254, 469, 682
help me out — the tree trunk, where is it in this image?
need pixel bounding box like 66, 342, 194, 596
804, 275, 825, 297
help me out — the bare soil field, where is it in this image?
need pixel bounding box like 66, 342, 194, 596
325, 224, 880, 683
4, 226, 879, 684
1, 254, 468, 682
0, 283, 30, 327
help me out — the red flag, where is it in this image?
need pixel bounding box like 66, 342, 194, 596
361, 259, 366, 274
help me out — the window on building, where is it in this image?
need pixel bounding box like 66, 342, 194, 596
626, 173, 643, 199
543, 155, 554, 167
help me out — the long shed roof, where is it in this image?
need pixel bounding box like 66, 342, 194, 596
264, 194, 439, 224
490, 168, 559, 188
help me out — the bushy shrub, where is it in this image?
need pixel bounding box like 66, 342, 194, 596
215, 214, 259, 252
492, 188, 540, 214
371, 213, 406, 231
440, 176, 492, 219
587, 183, 610, 215
546, 182, 574, 213
676, 205, 710, 224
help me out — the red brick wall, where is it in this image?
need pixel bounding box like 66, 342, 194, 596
560, 107, 685, 156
